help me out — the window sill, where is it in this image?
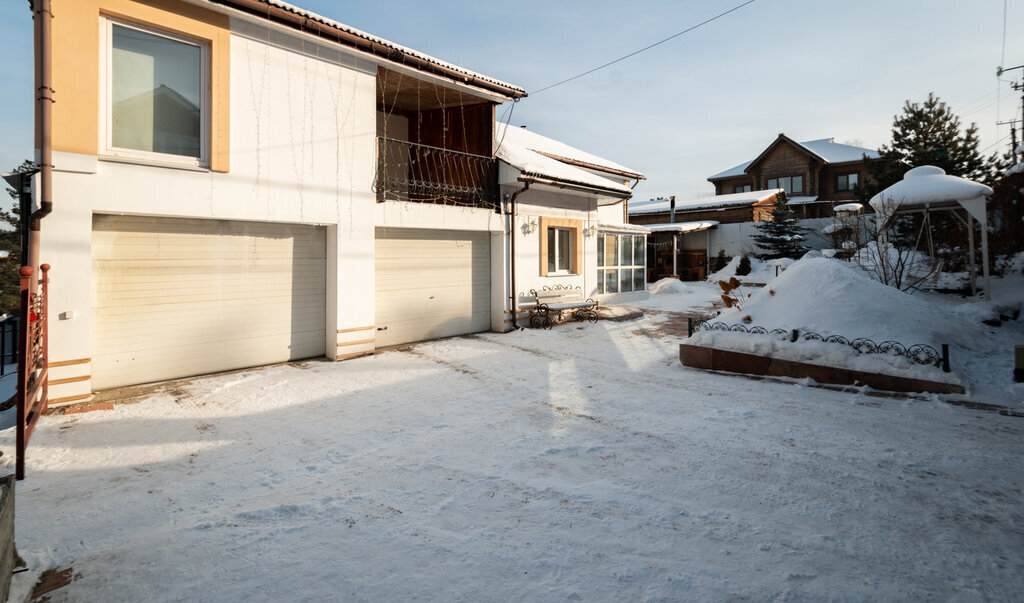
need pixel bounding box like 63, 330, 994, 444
99, 154, 210, 173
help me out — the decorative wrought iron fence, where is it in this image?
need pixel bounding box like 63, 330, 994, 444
375, 137, 497, 208
0, 315, 18, 376
687, 314, 948, 370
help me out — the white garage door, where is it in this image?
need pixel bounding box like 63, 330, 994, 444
375, 228, 491, 348
92, 215, 326, 389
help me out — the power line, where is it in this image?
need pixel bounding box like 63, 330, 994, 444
980, 133, 1010, 153
529, 0, 758, 95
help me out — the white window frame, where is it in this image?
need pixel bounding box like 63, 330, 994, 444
101, 18, 211, 168
597, 233, 646, 294
548, 227, 572, 275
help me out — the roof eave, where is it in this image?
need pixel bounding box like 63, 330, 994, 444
518, 174, 632, 199
529, 150, 646, 181
207, 0, 527, 101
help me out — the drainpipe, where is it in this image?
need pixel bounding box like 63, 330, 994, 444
506, 182, 529, 329
31, 0, 54, 287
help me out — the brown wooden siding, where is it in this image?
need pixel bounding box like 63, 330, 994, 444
631, 205, 754, 225
754, 144, 816, 194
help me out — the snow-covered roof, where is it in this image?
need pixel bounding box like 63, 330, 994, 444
708, 137, 879, 180
645, 220, 719, 234
598, 221, 651, 234
496, 124, 641, 196
869, 165, 992, 212
799, 139, 880, 164
629, 189, 781, 215
228, 1, 525, 99
496, 124, 644, 180
833, 202, 863, 214
786, 195, 820, 206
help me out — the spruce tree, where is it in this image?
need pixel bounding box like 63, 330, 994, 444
752, 200, 809, 259
859, 93, 995, 202
0, 160, 33, 316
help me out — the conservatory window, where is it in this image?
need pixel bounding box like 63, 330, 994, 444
597, 233, 646, 294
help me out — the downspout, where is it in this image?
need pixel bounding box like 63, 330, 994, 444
31, 0, 54, 284
506, 182, 530, 329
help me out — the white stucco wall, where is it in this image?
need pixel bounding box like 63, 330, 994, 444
40, 19, 379, 401
702, 218, 835, 257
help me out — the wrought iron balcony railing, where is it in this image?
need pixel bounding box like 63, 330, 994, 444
376, 137, 497, 208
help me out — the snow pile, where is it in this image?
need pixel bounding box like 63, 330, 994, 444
649, 277, 691, 295
706, 255, 790, 285
689, 257, 1017, 386
711, 258, 975, 346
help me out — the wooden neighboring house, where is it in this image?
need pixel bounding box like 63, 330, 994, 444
708, 134, 879, 218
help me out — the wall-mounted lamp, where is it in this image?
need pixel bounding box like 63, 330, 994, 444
523, 219, 538, 235
584, 225, 597, 238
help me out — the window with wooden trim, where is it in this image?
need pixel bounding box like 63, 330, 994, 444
733, 184, 752, 193
836, 172, 859, 192
539, 217, 582, 276
597, 233, 646, 294
547, 227, 571, 274
766, 175, 803, 195
104, 19, 210, 166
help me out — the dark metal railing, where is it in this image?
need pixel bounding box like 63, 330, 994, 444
0, 316, 18, 376
687, 314, 948, 370
375, 137, 497, 208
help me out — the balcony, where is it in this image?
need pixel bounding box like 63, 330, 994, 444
376, 137, 497, 208
375, 66, 498, 209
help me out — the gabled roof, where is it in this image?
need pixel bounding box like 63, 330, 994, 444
629, 189, 782, 215
708, 135, 880, 181
496, 124, 644, 197
209, 0, 526, 100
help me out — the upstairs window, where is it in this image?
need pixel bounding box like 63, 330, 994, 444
733, 184, 752, 193
766, 175, 804, 195
105, 20, 209, 166
836, 173, 859, 192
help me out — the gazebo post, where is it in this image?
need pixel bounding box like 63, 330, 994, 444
967, 213, 978, 297
980, 222, 991, 301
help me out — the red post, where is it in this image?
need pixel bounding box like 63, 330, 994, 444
16, 266, 34, 481
39, 264, 49, 416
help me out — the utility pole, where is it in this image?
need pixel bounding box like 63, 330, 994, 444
996, 119, 1019, 163
997, 64, 1024, 162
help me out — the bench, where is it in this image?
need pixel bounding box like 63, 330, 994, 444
527, 286, 599, 329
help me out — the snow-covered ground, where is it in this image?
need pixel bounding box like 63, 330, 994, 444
2, 262, 1023, 601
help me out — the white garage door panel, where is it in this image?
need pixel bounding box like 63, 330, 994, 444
92, 215, 326, 389
375, 228, 490, 348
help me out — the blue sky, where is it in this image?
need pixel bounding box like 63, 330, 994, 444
1, 0, 1022, 200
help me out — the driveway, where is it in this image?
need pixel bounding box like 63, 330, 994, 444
4, 309, 1023, 601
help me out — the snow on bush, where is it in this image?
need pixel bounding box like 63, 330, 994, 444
649, 277, 691, 295
706, 255, 785, 284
